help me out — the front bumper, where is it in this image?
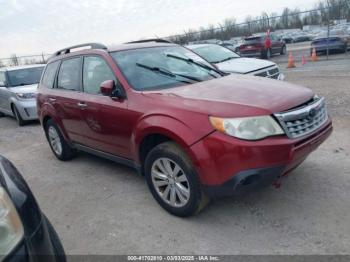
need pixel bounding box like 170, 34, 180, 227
13, 99, 38, 121
240, 51, 262, 57
190, 119, 332, 197
277, 73, 285, 81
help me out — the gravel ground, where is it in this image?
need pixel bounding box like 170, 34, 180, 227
0, 58, 349, 256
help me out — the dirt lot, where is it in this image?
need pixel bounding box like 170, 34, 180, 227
0, 57, 349, 255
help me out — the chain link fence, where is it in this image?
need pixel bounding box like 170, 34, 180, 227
1, 1, 349, 67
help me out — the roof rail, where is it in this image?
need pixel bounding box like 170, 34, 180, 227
125, 39, 173, 44
52, 43, 108, 57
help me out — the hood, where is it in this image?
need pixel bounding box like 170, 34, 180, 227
142, 74, 314, 117
9, 84, 38, 94
215, 57, 276, 74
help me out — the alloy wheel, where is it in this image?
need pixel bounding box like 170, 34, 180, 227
151, 158, 190, 207
48, 126, 63, 156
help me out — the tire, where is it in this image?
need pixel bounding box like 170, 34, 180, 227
280, 45, 286, 55
144, 141, 209, 217
44, 119, 77, 161
12, 105, 26, 126
342, 44, 347, 53
44, 215, 66, 262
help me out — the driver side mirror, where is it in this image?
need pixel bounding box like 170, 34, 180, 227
100, 80, 125, 99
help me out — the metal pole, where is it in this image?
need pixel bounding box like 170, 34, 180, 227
41, 52, 45, 64
326, 0, 330, 60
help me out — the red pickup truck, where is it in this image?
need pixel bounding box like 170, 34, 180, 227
37, 41, 332, 217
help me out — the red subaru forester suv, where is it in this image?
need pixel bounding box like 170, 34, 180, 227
37, 41, 332, 217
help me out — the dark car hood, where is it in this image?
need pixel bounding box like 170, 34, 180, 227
142, 74, 314, 117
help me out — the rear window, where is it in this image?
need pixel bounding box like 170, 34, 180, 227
244, 36, 264, 44
42, 61, 60, 88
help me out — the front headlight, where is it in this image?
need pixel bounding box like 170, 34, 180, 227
0, 187, 24, 257
209, 115, 285, 140
16, 93, 36, 100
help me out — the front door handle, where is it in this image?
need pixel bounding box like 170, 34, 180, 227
77, 102, 87, 108
49, 97, 56, 102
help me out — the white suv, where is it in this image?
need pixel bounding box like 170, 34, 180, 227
0, 64, 45, 125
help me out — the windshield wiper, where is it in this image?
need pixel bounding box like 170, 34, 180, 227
166, 54, 228, 77
136, 63, 202, 83
214, 57, 238, 63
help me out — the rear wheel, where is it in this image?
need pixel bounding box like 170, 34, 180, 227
45, 119, 77, 161
144, 142, 208, 217
12, 105, 26, 126
280, 45, 286, 55
342, 44, 347, 53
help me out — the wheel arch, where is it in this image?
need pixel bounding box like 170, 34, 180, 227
132, 115, 204, 173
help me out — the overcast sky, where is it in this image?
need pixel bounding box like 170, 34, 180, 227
0, 0, 317, 58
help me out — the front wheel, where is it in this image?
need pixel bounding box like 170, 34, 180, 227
342, 44, 347, 53
12, 105, 26, 126
144, 142, 208, 217
45, 119, 77, 161
280, 45, 286, 55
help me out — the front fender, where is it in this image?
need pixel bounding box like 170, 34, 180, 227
131, 114, 212, 164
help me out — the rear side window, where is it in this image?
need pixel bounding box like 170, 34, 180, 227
42, 61, 60, 88
57, 57, 81, 91
83, 56, 115, 95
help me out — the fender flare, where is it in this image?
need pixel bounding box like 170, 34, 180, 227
39, 103, 70, 141
131, 114, 202, 164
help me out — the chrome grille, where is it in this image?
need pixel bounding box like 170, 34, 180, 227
255, 71, 268, 77
268, 68, 279, 76
274, 97, 328, 139
254, 66, 280, 79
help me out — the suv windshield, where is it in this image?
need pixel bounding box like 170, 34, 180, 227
111, 46, 221, 91
190, 45, 240, 63
7, 67, 44, 87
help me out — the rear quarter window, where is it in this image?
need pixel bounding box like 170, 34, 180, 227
42, 61, 60, 88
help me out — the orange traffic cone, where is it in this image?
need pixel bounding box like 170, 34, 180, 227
287, 52, 296, 68
302, 55, 307, 66
311, 48, 318, 62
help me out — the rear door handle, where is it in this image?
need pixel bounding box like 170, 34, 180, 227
77, 102, 87, 108
49, 97, 56, 102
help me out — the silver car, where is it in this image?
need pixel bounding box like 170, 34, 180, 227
0, 65, 45, 126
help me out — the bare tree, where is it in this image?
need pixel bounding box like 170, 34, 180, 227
10, 54, 19, 66
164, 0, 350, 44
